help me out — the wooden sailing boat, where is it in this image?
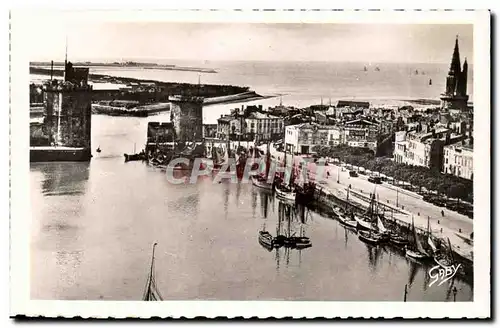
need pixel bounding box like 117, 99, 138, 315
405, 217, 431, 261
275, 143, 296, 202
142, 243, 163, 301
433, 237, 455, 269
251, 141, 273, 190
354, 192, 377, 231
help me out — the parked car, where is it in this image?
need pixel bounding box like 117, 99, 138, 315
349, 170, 358, 178
368, 176, 382, 184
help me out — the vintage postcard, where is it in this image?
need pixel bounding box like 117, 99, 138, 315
10, 9, 490, 319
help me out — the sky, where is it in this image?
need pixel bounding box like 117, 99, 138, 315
27, 19, 473, 64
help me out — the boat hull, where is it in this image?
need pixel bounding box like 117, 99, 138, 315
251, 176, 273, 190
275, 187, 296, 202
358, 231, 380, 245
405, 249, 431, 261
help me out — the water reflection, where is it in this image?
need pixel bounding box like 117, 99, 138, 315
33, 162, 90, 196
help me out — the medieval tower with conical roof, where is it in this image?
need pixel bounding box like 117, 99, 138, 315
440, 36, 469, 111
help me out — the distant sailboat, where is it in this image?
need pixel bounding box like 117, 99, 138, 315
142, 243, 163, 301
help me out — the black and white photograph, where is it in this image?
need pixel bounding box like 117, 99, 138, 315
9, 9, 490, 319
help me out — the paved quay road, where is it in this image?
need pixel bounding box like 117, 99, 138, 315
259, 144, 473, 260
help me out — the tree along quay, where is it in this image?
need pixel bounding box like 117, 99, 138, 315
309, 184, 473, 283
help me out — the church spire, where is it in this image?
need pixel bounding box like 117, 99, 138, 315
449, 35, 461, 75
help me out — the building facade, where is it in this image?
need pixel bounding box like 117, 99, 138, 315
285, 121, 379, 154
443, 140, 474, 180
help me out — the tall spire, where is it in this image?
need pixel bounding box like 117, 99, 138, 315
449, 35, 461, 75
65, 36, 68, 66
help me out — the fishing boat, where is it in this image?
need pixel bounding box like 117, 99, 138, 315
258, 230, 275, 251
389, 233, 409, 247
433, 237, 455, 269
358, 229, 381, 245
354, 192, 378, 231
142, 243, 163, 301
275, 186, 296, 202
124, 152, 146, 162
405, 217, 431, 261
274, 144, 296, 202
376, 216, 390, 242
252, 142, 273, 190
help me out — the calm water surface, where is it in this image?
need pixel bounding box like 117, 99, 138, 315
30, 115, 473, 301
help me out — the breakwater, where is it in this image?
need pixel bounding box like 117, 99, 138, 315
30, 67, 251, 98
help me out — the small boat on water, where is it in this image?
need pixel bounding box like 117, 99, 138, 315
258, 230, 275, 251
252, 141, 273, 190
405, 217, 432, 261
252, 175, 273, 190
358, 230, 381, 245
142, 243, 163, 301
124, 152, 146, 162
291, 236, 312, 249
433, 237, 455, 269
390, 233, 409, 247
355, 214, 375, 231
275, 185, 296, 202
333, 207, 358, 229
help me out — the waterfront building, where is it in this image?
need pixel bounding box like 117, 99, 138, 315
202, 124, 218, 139
393, 125, 467, 171
440, 36, 469, 111
169, 95, 204, 143
243, 112, 284, 142
216, 114, 238, 140
285, 123, 335, 154
30, 61, 93, 162
443, 139, 474, 180
146, 122, 175, 153
342, 118, 380, 151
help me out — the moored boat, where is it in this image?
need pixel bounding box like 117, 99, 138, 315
142, 243, 163, 301
405, 216, 432, 261
258, 231, 275, 251
275, 185, 296, 202
358, 230, 381, 245
389, 233, 409, 247
124, 152, 146, 162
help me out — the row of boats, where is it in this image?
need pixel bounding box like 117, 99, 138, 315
331, 190, 457, 270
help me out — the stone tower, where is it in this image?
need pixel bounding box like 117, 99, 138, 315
440, 36, 469, 111
43, 61, 93, 157
168, 95, 204, 143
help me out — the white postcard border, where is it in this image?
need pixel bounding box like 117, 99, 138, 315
10, 9, 491, 318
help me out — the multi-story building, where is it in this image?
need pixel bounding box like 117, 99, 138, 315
285, 120, 381, 154
443, 139, 474, 180
393, 127, 467, 171
285, 123, 334, 154
343, 119, 380, 151
216, 107, 285, 142
243, 112, 284, 141
216, 114, 237, 140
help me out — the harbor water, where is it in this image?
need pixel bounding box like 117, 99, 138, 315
30, 113, 473, 301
